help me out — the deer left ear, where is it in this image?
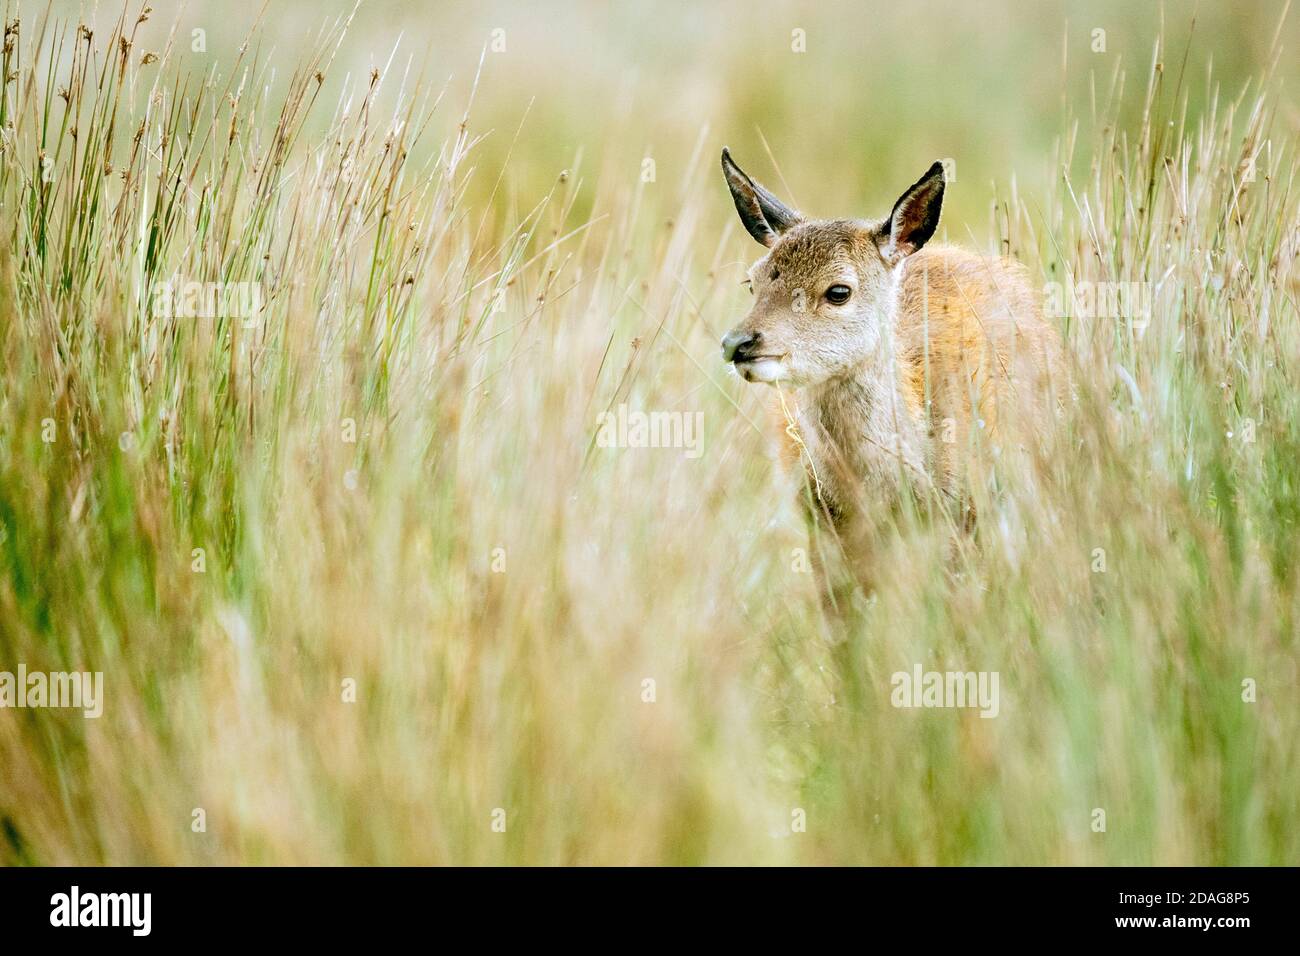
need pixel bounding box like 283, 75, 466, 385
880, 161, 945, 262
721, 147, 802, 247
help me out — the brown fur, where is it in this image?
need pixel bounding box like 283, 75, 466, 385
818, 242, 1062, 499
721, 152, 1063, 594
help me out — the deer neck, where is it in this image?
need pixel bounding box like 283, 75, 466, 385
795, 313, 926, 520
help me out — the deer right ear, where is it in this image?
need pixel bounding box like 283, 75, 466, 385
721, 148, 802, 247
879, 161, 945, 263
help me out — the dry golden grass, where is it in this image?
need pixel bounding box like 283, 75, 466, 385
0, 1, 1296, 864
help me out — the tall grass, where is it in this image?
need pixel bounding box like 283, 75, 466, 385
0, 2, 1296, 864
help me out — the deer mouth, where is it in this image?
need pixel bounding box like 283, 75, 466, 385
733, 355, 788, 383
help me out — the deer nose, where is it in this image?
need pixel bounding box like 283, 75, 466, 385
721, 329, 759, 363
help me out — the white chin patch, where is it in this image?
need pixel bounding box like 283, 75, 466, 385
738, 359, 787, 384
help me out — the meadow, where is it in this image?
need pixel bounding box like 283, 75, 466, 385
0, 0, 1297, 864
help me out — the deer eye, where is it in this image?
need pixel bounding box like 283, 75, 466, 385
825, 284, 852, 305
741, 278, 754, 295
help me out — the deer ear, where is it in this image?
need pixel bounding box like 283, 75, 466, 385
721, 148, 802, 247
880, 161, 945, 262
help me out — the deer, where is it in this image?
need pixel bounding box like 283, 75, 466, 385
718, 148, 1063, 605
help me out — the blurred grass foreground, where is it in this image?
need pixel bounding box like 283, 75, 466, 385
0, 0, 1297, 864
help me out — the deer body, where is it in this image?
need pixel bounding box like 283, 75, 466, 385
719, 151, 1061, 584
